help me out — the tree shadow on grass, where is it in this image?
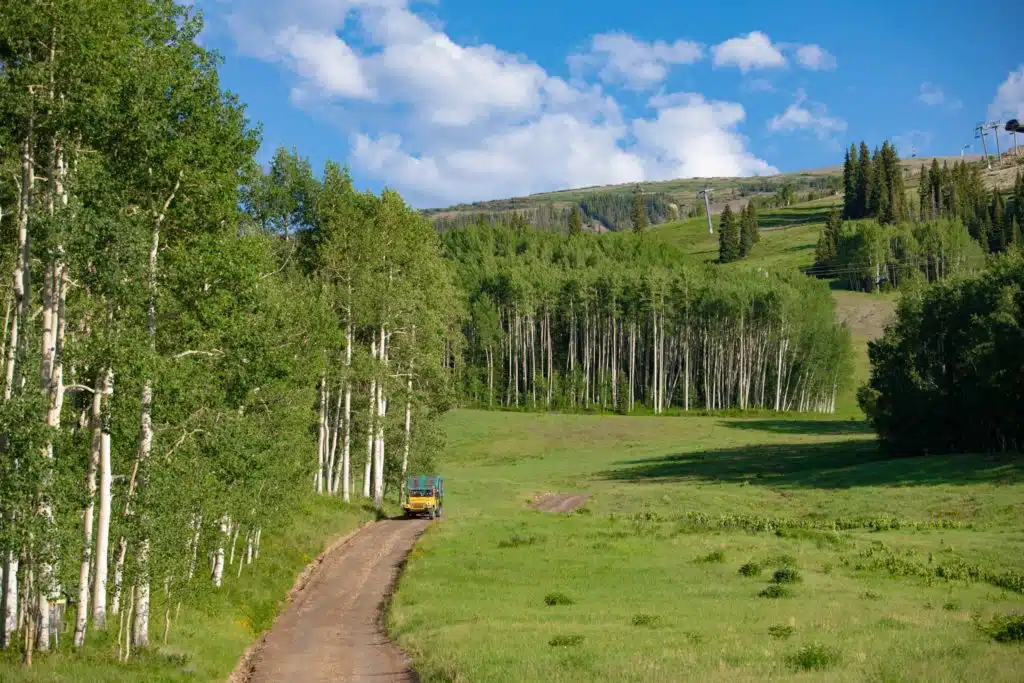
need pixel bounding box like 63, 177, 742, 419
601, 440, 1023, 489
724, 419, 874, 436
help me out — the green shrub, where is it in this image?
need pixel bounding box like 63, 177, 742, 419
768, 625, 795, 639
699, 550, 726, 563
943, 600, 961, 611
759, 585, 792, 599
861, 591, 882, 601
549, 634, 585, 647
738, 562, 762, 577
772, 567, 802, 584
631, 613, 661, 628
544, 592, 575, 606
786, 643, 841, 671
981, 613, 1024, 643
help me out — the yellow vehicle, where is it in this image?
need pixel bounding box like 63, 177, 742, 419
402, 475, 444, 519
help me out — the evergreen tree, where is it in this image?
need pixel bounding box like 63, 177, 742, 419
842, 144, 858, 219
718, 205, 740, 263
568, 205, 583, 236
631, 185, 649, 233
856, 142, 872, 219
881, 141, 906, 223
739, 203, 759, 257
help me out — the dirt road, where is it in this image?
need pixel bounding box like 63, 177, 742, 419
241, 519, 429, 683
530, 493, 590, 513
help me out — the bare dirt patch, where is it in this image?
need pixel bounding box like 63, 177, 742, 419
232, 519, 430, 683
832, 291, 896, 342
530, 493, 591, 513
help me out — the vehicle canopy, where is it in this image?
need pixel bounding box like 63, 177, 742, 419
407, 475, 443, 495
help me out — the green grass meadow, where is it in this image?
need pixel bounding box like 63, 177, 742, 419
0, 498, 377, 683
391, 410, 1024, 682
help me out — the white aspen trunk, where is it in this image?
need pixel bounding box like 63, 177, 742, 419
400, 376, 412, 495
92, 369, 113, 628
128, 177, 177, 650
186, 514, 201, 581
212, 517, 227, 588
4, 131, 33, 401
363, 342, 376, 500
373, 327, 387, 510
315, 379, 326, 494
684, 332, 690, 411
774, 331, 786, 412
73, 381, 104, 647
340, 323, 354, 501
254, 528, 261, 561
326, 386, 342, 494
229, 525, 240, 566
246, 535, 253, 566
111, 537, 126, 616
132, 542, 149, 648
1, 554, 16, 649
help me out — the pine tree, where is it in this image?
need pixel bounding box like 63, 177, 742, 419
917, 166, 930, 221
881, 141, 906, 223
843, 144, 858, 219
856, 141, 871, 219
568, 205, 583, 236
631, 185, 649, 233
718, 205, 740, 263
739, 204, 759, 257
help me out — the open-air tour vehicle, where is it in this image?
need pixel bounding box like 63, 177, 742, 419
402, 475, 444, 519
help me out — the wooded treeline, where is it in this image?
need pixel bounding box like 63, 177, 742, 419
430, 190, 679, 234
0, 0, 453, 666
444, 224, 852, 415
819, 143, 1023, 290
859, 251, 1024, 455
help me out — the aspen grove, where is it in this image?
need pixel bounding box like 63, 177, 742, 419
0, 0, 454, 666
444, 224, 853, 415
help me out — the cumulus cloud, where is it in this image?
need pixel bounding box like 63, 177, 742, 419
918, 82, 962, 111
712, 31, 786, 72
200, 0, 778, 206
768, 89, 846, 140
988, 66, 1024, 121
569, 32, 702, 90
794, 44, 836, 71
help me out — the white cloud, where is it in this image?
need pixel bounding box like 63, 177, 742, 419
768, 89, 846, 140
712, 31, 786, 73
988, 66, 1024, 121
634, 94, 779, 178
918, 82, 962, 111
918, 82, 945, 106
201, 0, 777, 206
274, 27, 374, 100
569, 32, 702, 90
794, 44, 836, 71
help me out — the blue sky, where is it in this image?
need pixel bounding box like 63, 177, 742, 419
194, 0, 1021, 208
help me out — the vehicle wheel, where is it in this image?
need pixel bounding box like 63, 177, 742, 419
436, 505, 443, 519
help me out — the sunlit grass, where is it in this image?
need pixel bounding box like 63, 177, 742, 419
391, 410, 1024, 682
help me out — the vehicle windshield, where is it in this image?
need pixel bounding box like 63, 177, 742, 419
409, 489, 432, 497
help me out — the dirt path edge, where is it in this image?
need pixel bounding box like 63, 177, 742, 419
226, 518, 376, 683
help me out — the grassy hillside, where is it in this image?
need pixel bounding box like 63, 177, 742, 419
423, 155, 994, 222
391, 410, 1024, 682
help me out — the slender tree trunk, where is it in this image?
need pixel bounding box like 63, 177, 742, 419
92, 369, 113, 628
73, 380, 104, 647
400, 377, 413, 495
373, 327, 387, 510
363, 364, 376, 500
315, 379, 326, 494
212, 517, 227, 588
340, 322, 354, 501
326, 386, 342, 494
186, 514, 201, 581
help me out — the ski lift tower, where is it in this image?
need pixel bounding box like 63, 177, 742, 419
697, 188, 714, 234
